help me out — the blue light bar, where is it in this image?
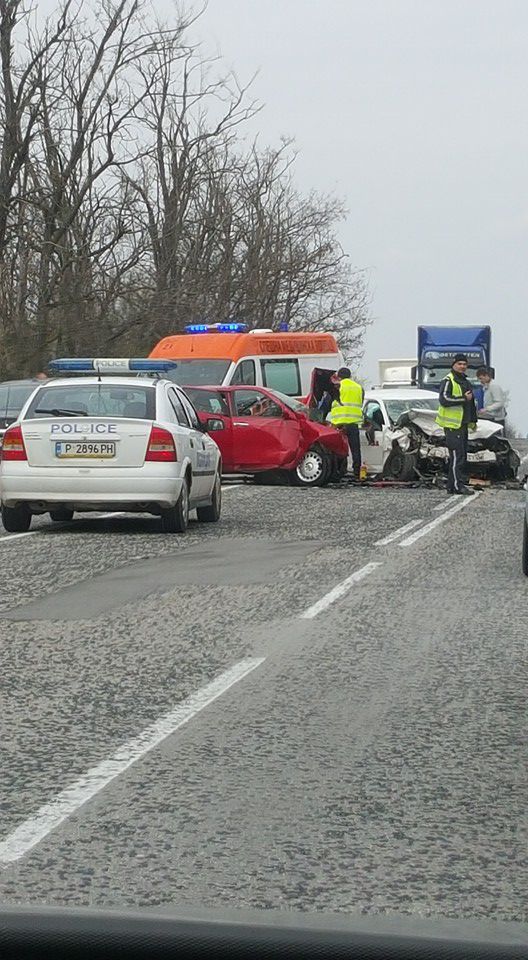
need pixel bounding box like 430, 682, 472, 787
48, 359, 95, 371
184, 322, 248, 334
217, 322, 248, 333
48, 358, 178, 374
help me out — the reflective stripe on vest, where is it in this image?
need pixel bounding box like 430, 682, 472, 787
435, 373, 464, 430
329, 378, 363, 425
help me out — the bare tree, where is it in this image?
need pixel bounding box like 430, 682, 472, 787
0, 0, 370, 375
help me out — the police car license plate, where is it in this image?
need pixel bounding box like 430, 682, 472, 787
55, 441, 116, 458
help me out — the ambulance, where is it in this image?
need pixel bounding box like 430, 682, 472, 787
149, 323, 344, 397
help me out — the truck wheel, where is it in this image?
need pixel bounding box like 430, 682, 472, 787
49, 509, 74, 522
1, 504, 31, 533
160, 480, 189, 533
294, 447, 331, 487
523, 517, 528, 576
383, 447, 418, 481
196, 471, 222, 523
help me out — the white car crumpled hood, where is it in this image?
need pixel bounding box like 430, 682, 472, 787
398, 408, 502, 441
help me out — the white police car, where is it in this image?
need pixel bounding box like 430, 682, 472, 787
0, 359, 222, 534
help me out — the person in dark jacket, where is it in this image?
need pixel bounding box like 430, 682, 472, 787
436, 354, 477, 495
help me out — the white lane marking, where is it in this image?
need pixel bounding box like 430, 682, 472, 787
0, 530, 39, 543
374, 518, 423, 546
0, 657, 265, 865
300, 562, 382, 620
433, 496, 458, 512
0, 511, 127, 542
399, 492, 481, 547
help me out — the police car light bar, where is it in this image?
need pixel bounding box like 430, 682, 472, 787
48, 358, 178, 374
184, 322, 248, 334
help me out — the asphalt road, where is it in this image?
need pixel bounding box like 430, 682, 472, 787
0, 477, 527, 928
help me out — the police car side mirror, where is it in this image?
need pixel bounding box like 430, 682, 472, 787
206, 418, 225, 432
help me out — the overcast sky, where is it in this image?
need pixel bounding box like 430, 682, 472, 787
38, 0, 528, 428
189, 0, 527, 429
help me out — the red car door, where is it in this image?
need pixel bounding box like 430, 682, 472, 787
229, 388, 302, 471
183, 387, 235, 471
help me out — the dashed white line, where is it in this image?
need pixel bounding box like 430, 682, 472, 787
374, 518, 424, 545
300, 561, 382, 619
399, 492, 481, 547
0, 657, 265, 865
433, 496, 459, 512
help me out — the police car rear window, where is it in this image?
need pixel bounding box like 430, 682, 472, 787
25, 384, 157, 420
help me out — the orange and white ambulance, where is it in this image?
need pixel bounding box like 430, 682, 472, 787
149, 323, 344, 397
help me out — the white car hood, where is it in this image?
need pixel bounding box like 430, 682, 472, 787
401, 408, 502, 440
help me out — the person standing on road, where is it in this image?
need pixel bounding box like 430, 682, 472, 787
476, 366, 507, 430
436, 354, 477, 496
329, 367, 364, 480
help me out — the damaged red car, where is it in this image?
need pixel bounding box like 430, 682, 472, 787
184, 385, 348, 486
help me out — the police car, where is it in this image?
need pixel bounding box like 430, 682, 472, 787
0, 359, 222, 534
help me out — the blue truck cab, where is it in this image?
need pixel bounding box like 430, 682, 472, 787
415, 326, 492, 403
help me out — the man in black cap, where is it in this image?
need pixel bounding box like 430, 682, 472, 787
436, 354, 477, 495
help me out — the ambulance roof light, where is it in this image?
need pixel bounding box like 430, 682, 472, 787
184, 322, 248, 334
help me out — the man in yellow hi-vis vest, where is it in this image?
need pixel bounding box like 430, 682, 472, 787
329, 367, 364, 479
436, 353, 477, 496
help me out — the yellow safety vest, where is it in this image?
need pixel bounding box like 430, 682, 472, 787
329, 378, 363, 426
435, 373, 464, 430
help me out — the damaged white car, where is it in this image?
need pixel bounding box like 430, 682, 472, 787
361, 389, 520, 481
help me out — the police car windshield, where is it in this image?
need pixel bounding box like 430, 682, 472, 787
164, 359, 231, 386
26, 384, 156, 420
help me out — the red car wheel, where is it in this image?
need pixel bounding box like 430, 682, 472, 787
294, 447, 331, 487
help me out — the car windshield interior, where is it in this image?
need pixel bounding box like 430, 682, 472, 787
233, 390, 284, 418
0, 383, 37, 417
384, 397, 439, 423
25, 384, 157, 419
183, 388, 229, 416
269, 391, 308, 414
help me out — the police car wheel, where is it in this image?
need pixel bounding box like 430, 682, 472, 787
49, 509, 74, 522
197, 471, 222, 523
294, 447, 330, 487
522, 517, 528, 577
1, 504, 31, 533
160, 480, 189, 533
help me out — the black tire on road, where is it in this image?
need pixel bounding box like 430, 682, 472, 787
197, 471, 222, 523
2, 504, 31, 533
329, 455, 348, 482
523, 516, 528, 577
383, 447, 418, 482
49, 509, 74, 522
160, 479, 189, 533
294, 446, 331, 487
